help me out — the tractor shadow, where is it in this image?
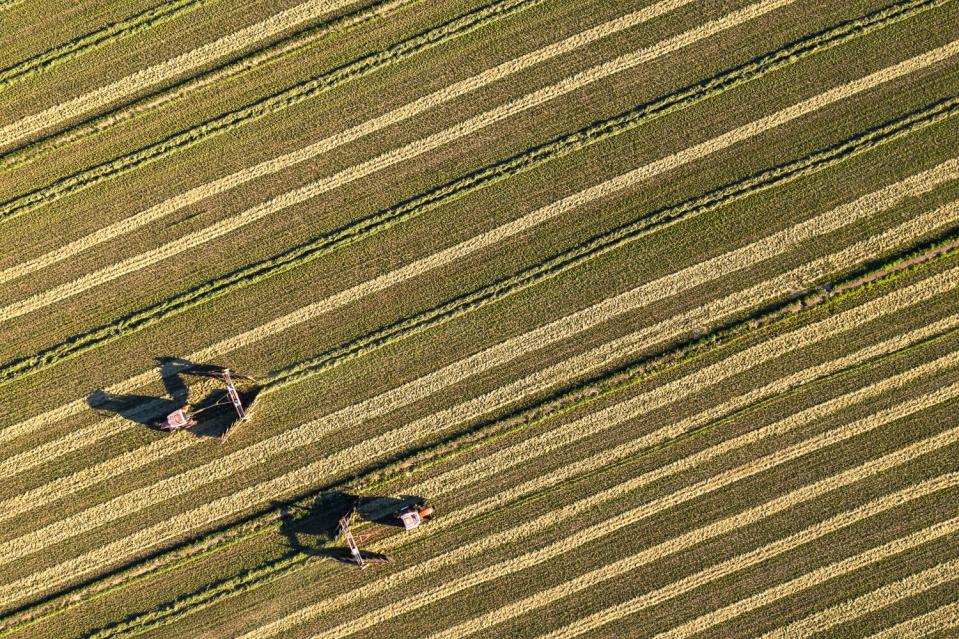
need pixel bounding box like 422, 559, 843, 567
274, 492, 426, 564
86, 357, 258, 437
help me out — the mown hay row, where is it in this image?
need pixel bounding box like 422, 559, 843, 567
89, 330, 959, 639
0, 0, 213, 93
418, 320, 959, 511
1, 265, 953, 602
4, 181, 952, 525
2, 149, 954, 494
0, 0, 362, 146
0, 0, 422, 172
866, 602, 959, 638
0, 31, 706, 321
2, 7, 944, 390
744, 560, 959, 639
537, 509, 959, 639
0, 0, 830, 324
247, 338, 959, 639
0, 0, 686, 286
0, 0, 933, 224
0, 0, 549, 222
313, 412, 959, 639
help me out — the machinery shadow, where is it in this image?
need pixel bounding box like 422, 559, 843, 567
274, 492, 425, 562
86, 357, 259, 437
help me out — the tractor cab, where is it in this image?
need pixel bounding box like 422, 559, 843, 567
397, 504, 434, 531
159, 406, 196, 432
157, 368, 258, 438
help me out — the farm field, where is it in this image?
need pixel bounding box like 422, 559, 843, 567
0, 0, 957, 637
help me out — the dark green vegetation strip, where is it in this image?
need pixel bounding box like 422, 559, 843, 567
70, 236, 959, 639
0, 0, 939, 388
264, 96, 959, 388
0, 0, 213, 93
0, 0, 424, 172
4, 95, 957, 634
0, 0, 547, 222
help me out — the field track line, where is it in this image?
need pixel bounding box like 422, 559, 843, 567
0, 0, 366, 146
1, 264, 955, 603
0, 0, 934, 223
867, 602, 959, 638
305, 412, 959, 638
242, 341, 959, 639
533, 511, 959, 639
0, 0, 548, 222
0, 0, 690, 287
0, 0, 214, 93
743, 560, 959, 639
1, 7, 946, 389
2, 180, 953, 520
0, 0, 821, 324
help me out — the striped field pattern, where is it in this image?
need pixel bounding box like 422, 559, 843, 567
1, 0, 957, 637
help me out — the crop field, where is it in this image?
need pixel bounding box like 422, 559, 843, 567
0, 0, 957, 636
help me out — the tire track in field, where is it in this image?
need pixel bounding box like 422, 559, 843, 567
867, 602, 959, 638
246, 339, 959, 639
741, 560, 959, 639
0, 0, 688, 286
0, 0, 816, 323
0, 0, 363, 146
0, 0, 214, 93
89, 329, 959, 639
0, 0, 422, 173
2, 175, 953, 514
534, 511, 959, 639
1, 263, 955, 587
0, 6, 941, 389
0, 0, 549, 222
312, 410, 959, 638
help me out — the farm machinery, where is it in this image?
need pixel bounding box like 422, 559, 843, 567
158, 368, 258, 438
337, 503, 435, 570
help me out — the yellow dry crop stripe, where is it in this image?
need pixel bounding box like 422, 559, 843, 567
0, 0, 941, 389
81, 325, 959, 639
0, 0, 548, 221
0, 0, 945, 220
14, 236, 959, 639
0, 0, 425, 174
261, 96, 959, 389
0, 0, 214, 92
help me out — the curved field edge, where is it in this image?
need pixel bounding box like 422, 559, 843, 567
0, 0, 423, 173
0, 3, 947, 387
3, 235, 955, 637
0, 0, 213, 93
0, 0, 549, 223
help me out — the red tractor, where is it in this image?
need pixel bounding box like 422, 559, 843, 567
397, 504, 434, 531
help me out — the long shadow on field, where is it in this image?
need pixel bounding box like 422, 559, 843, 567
275, 492, 426, 565
85, 357, 255, 437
